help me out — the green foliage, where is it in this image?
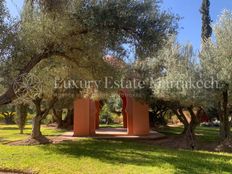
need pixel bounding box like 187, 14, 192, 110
42, 114, 53, 125
0, 0, 17, 91
108, 94, 122, 113
201, 10, 232, 103
0, 0, 18, 85
0, 0, 9, 43
0, 0, 179, 108
200, 11, 232, 139
26, 113, 34, 122
100, 95, 123, 124
133, 37, 201, 107
100, 103, 114, 124
1, 113, 15, 124
0, 113, 4, 121
200, 0, 212, 40
19, 0, 179, 62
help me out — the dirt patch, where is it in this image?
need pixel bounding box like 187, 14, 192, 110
215, 138, 232, 153
7, 137, 52, 146
0, 168, 37, 174
7, 132, 75, 146
141, 136, 195, 150
6, 131, 232, 153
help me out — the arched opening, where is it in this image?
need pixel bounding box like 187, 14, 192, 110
95, 93, 128, 135
73, 90, 150, 137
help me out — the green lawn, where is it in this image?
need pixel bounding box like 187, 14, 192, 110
158, 126, 225, 143
0, 124, 232, 174
0, 138, 232, 174
0, 124, 65, 144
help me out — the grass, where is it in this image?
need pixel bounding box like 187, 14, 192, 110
0, 124, 232, 174
0, 138, 232, 174
99, 123, 123, 128
0, 124, 65, 144
158, 126, 224, 143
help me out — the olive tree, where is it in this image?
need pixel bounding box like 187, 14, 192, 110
0, 0, 17, 125
1, 0, 179, 143
0, 0, 179, 106
201, 10, 232, 140
134, 38, 204, 149
25, 58, 80, 143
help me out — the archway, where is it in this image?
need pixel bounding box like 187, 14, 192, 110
73, 90, 150, 137
95, 93, 128, 135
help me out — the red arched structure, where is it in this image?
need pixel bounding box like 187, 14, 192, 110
73, 90, 150, 137
119, 91, 128, 128
95, 101, 101, 129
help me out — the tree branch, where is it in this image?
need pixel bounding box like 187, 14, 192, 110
0, 48, 84, 105
0, 51, 56, 105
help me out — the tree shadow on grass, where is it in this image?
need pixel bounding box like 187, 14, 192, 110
0, 127, 31, 130
39, 139, 232, 174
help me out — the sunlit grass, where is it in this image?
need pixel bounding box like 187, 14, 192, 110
0, 124, 65, 144
0, 138, 232, 174
0, 124, 232, 174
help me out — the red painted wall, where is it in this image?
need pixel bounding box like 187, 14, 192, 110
73, 94, 150, 137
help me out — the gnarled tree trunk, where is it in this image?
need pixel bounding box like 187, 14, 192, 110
219, 89, 231, 140
30, 96, 57, 144
172, 108, 188, 134
186, 106, 202, 149
52, 109, 63, 129
172, 106, 202, 149
63, 109, 74, 130
31, 115, 42, 139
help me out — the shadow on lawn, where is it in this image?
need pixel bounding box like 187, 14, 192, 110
158, 126, 221, 143
0, 127, 31, 130
40, 139, 232, 174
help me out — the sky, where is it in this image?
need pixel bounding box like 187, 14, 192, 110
161, 0, 232, 51
5, 0, 232, 52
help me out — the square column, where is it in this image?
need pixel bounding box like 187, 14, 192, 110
132, 100, 149, 135
73, 98, 96, 136
126, 97, 149, 136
